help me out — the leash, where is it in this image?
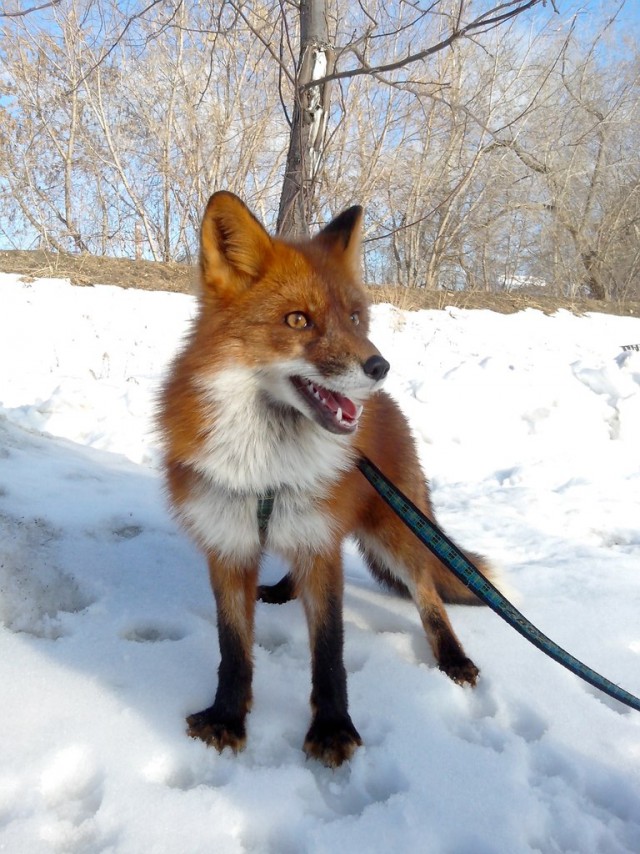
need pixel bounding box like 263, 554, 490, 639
357, 454, 640, 713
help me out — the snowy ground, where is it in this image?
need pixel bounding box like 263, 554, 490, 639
0, 274, 639, 853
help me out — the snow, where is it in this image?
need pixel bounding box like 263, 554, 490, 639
1, 273, 639, 853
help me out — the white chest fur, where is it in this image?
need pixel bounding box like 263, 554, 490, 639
180, 482, 338, 562
179, 366, 355, 561
193, 366, 354, 492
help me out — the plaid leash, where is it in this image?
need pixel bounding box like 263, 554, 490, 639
357, 454, 640, 713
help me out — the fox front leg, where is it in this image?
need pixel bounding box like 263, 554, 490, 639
187, 557, 258, 753
297, 552, 362, 767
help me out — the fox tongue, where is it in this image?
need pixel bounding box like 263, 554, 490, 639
321, 387, 358, 421
291, 376, 362, 434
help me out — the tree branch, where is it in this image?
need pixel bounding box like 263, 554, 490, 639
0, 0, 61, 18
301, 0, 551, 90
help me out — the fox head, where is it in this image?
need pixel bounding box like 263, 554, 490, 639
196, 191, 389, 435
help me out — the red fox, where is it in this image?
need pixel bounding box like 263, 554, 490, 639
158, 192, 491, 767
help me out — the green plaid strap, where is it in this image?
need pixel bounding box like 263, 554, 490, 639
257, 492, 275, 542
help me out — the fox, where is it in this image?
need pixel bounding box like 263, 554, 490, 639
158, 191, 492, 768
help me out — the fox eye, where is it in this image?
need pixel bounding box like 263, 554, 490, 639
350, 311, 360, 326
285, 311, 311, 329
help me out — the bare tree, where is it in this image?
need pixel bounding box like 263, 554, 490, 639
0, 0, 61, 18
273, 0, 559, 237
2, 0, 639, 304
482, 10, 640, 299
276, 0, 332, 236
0, 0, 286, 258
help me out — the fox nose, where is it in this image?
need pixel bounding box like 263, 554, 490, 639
362, 355, 390, 382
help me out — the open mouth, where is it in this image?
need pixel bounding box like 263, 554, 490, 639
291, 376, 363, 434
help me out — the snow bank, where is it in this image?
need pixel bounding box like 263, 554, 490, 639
1, 275, 639, 852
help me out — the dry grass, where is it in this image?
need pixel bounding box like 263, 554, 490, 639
1, 249, 639, 317
368, 284, 640, 318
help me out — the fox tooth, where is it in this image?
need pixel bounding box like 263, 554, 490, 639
336, 406, 343, 422
355, 404, 363, 418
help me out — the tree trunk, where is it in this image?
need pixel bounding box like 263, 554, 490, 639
276, 0, 332, 238
582, 249, 607, 300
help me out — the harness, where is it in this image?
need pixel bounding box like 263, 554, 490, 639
257, 492, 275, 543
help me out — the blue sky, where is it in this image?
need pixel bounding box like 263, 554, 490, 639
560, 0, 639, 28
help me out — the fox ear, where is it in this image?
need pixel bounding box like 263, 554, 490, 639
200, 191, 273, 297
313, 206, 363, 278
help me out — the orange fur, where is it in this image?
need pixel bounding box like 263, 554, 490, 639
158, 192, 490, 766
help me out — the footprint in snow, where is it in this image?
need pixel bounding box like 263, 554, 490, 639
0, 514, 95, 639
314, 749, 410, 818
509, 703, 548, 743
112, 522, 144, 540
39, 745, 108, 852
121, 621, 187, 644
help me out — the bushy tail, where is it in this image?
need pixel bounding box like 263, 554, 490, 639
431, 550, 494, 606
358, 531, 496, 608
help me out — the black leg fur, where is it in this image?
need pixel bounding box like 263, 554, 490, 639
303, 590, 362, 767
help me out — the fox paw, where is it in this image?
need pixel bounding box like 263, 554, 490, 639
186, 707, 247, 753
303, 716, 363, 768
440, 657, 480, 687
